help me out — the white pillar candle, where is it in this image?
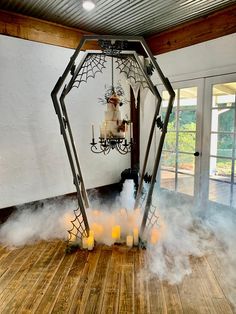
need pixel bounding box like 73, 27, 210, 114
111, 225, 121, 241
116, 225, 121, 240
82, 237, 88, 249
126, 235, 133, 248
87, 235, 94, 251
133, 228, 139, 246
150, 228, 159, 244
111, 227, 116, 240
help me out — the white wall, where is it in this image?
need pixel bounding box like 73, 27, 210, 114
0, 35, 130, 208
140, 33, 236, 173
156, 33, 236, 82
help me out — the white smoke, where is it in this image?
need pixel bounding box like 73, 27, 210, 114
144, 191, 236, 308
0, 180, 136, 248
0, 196, 77, 248
0, 180, 235, 308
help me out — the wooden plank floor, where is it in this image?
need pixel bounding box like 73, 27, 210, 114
0, 240, 234, 314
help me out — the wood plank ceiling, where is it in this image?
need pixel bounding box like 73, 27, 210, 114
0, 0, 235, 36
0, 0, 236, 55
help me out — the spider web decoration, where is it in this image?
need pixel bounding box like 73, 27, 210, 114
145, 203, 159, 231
137, 189, 148, 210
116, 55, 149, 89
71, 53, 107, 90
67, 207, 88, 245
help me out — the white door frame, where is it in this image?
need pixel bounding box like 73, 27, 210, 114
158, 78, 204, 204
202, 72, 236, 207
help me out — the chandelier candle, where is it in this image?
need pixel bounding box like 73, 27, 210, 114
92, 124, 94, 139
130, 122, 133, 139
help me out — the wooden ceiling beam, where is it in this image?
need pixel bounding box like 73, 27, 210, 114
146, 4, 236, 55
0, 9, 100, 50
0, 5, 236, 54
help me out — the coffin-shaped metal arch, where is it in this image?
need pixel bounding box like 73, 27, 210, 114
51, 35, 175, 245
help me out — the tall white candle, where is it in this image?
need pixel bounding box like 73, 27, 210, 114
87, 235, 94, 250
112, 225, 121, 242
133, 228, 139, 246
99, 125, 102, 138
82, 237, 88, 249
126, 235, 133, 248
116, 225, 121, 240
130, 122, 133, 139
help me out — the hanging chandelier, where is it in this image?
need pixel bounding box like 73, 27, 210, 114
90, 132, 133, 155
90, 45, 134, 155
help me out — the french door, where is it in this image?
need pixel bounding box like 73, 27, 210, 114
202, 73, 236, 208
157, 74, 236, 209
159, 79, 203, 202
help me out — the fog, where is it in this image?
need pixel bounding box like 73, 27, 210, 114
0, 180, 235, 307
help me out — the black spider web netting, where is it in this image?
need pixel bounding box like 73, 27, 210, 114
71, 54, 107, 89
68, 207, 88, 244
138, 190, 159, 232
70, 53, 149, 91
116, 55, 149, 89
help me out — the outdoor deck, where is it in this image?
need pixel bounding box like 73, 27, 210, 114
0, 240, 234, 313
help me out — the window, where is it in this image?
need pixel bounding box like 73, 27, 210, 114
160, 86, 198, 197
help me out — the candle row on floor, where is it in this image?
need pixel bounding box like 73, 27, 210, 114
111, 225, 139, 246
68, 226, 160, 249
81, 227, 139, 250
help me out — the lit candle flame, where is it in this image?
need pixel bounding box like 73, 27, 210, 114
133, 227, 139, 246
150, 228, 160, 244
112, 225, 121, 242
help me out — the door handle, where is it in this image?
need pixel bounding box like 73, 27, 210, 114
194, 152, 200, 156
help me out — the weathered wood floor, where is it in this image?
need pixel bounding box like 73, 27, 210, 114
0, 240, 234, 314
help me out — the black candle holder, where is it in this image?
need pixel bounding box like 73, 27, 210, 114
90, 137, 133, 155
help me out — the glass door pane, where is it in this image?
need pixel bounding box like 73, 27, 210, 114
160, 83, 201, 198
208, 81, 236, 207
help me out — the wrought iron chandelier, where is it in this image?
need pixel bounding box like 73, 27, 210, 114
90, 42, 134, 155
90, 136, 133, 155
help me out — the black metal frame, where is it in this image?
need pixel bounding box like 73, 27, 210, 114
51, 35, 175, 244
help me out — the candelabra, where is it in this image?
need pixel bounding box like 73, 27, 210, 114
90, 137, 133, 155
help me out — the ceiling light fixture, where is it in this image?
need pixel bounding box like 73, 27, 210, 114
82, 0, 95, 11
